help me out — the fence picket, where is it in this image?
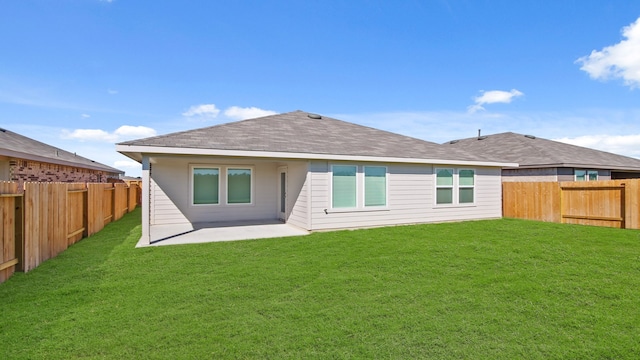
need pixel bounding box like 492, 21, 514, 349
0, 181, 139, 284
503, 179, 640, 229
0, 182, 20, 283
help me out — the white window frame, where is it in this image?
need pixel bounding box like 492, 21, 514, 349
189, 164, 255, 206
363, 165, 388, 208
575, 169, 598, 181
458, 169, 475, 204
329, 164, 389, 211
434, 167, 476, 207
225, 166, 255, 206
190, 165, 221, 206
435, 168, 455, 205
330, 164, 358, 209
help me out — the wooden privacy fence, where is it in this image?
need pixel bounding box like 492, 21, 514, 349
503, 179, 640, 229
0, 182, 22, 284
0, 181, 140, 284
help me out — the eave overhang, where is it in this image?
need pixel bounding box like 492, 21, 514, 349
116, 144, 519, 168
505, 163, 640, 172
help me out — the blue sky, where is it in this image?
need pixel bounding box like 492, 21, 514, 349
2, 1, 640, 177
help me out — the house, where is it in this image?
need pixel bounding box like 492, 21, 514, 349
0, 127, 123, 186
444, 132, 640, 182
116, 110, 516, 245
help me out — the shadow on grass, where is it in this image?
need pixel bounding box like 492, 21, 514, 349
0, 209, 142, 350
12, 207, 141, 283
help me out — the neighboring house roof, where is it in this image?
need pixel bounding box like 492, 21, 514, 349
117, 110, 515, 167
444, 132, 640, 171
0, 127, 124, 174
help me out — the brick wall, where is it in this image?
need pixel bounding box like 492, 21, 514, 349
9, 159, 119, 187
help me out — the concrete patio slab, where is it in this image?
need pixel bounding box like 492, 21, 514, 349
137, 220, 309, 247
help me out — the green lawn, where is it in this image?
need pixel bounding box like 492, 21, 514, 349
1, 208, 639, 359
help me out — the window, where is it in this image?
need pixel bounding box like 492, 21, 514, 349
364, 166, 386, 207
227, 168, 252, 204
575, 169, 598, 181
435, 168, 475, 205
459, 169, 475, 204
436, 168, 454, 204
193, 167, 219, 205
332, 165, 357, 208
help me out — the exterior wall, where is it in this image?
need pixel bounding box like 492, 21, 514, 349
147, 156, 503, 232
7, 158, 118, 186
149, 156, 308, 225
556, 167, 574, 182
502, 168, 558, 182
286, 161, 310, 229
308, 161, 503, 231
150, 176, 189, 225
596, 169, 611, 181
612, 171, 640, 179
503, 167, 613, 182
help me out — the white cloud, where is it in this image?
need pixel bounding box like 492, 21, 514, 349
224, 106, 276, 120
576, 17, 640, 88
182, 104, 220, 118
554, 134, 640, 159
113, 125, 157, 140
62, 125, 157, 143
63, 129, 114, 142
81, 113, 91, 118
468, 89, 524, 113
107, 89, 118, 95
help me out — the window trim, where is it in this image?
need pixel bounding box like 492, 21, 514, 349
434, 167, 476, 207
189, 164, 255, 207
329, 164, 389, 210
575, 169, 598, 182
225, 166, 255, 205
190, 165, 221, 206
330, 164, 358, 209
458, 169, 475, 204
435, 168, 454, 205
363, 165, 388, 208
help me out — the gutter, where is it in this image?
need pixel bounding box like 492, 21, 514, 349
116, 144, 519, 168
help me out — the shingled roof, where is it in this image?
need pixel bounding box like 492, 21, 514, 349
0, 128, 123, 174
118, 110, 508, 165
444, 132, 640, 171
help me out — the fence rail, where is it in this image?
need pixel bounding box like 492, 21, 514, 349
503, 179, 640, 229
0, 181, 140, 283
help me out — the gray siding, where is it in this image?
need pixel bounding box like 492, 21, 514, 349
150, 156, 279, 224
502, 168, 558, 182
598, 169, 612, 180
286, 161, 310, 229
309, 161, 502, 231
148, 156, 503, 232
150, 176, 189, 225
503, 167, 613, 182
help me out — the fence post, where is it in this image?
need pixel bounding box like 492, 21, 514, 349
559, 184, 564, 224
621, 183, 626, 229
111, 184, 116, 224
83, 183, 89, 238
15, 189, 24, 272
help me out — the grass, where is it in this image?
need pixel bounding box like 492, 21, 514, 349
1, 208, 640, 359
